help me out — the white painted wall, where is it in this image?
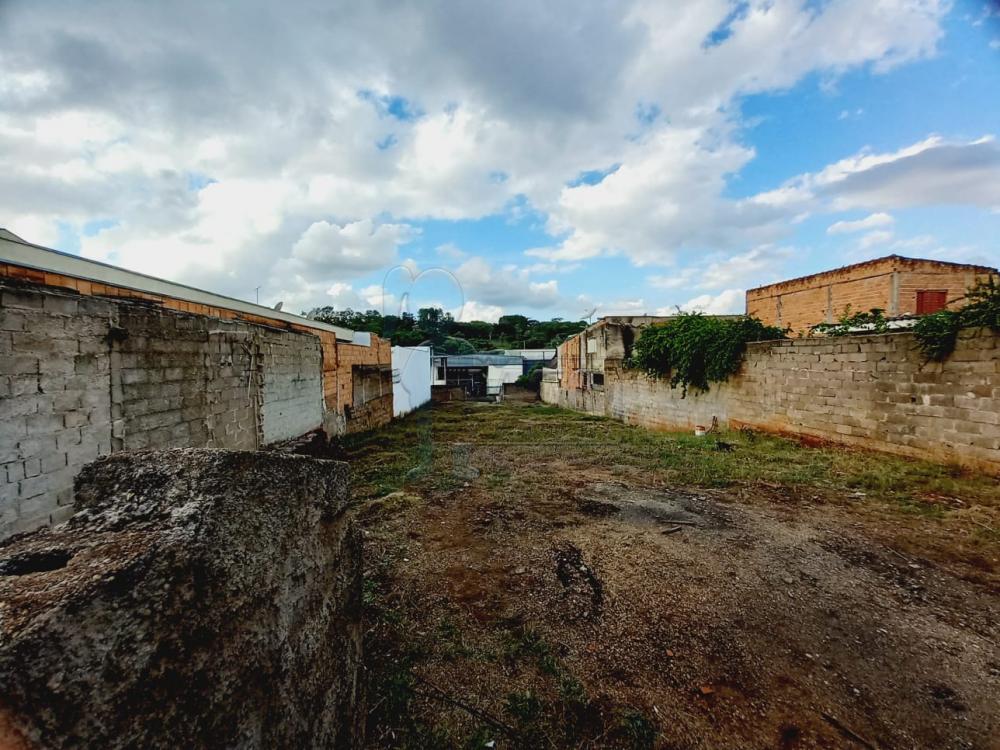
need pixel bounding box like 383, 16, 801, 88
392, 346, 432, 417
486, 364, 523, 396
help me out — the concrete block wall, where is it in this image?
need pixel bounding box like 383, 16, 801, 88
1, 281, 327, 539
261, 331, 324, 444
344, 393, 393, 435
111, 306, 322, 452
605, 362, 727, 431
1, 252, 392, 443
1, 286, 115, 536
112, 306, 256, 452
544, 329, 1000, 474
730, 329, 1000, 473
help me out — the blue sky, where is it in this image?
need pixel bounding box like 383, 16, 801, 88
1, 0, 998, 321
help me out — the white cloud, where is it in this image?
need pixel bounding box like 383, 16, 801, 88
697, 245, 794, 289
435, 242, 467, 260
0, 0, 957, 312
680, 288, 745, 314
827, 212, 894, 234
454, 256, 561, 309
531, 126, 781, 265
459, 300, 505, 323
838, 108, 864, 121
649, 245, 791, 293
291, 219, 415, 276
649, 269, 698, 290
858, 229, 895, 249
781, 136, 1000, 213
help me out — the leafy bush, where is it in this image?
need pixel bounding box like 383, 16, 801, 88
629, 313, 786, 395
913, 277, 1000, 361
811, 306, 889, 337
514, 363, 544, 391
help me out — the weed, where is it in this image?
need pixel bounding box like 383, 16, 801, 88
505, 690, 543, 725
617, 710, 658, 750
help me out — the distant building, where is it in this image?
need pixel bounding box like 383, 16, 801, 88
431, 349, 558, 398
555, 315, 675, 392
746, 255, 998, 334
432, 353, 523, 398
502, 348, 556, 375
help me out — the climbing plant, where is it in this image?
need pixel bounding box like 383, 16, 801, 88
913, 277, 1000, 361
810, 306, 890, 337
628, 313, 787, 396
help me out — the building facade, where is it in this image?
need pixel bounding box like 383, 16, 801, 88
548, 316, 674, 412
746, 255, 997, 334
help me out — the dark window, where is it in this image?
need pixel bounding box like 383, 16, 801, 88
436, 366, 445, 380
591, 373, 604, 387
352, 366, 391, 407
916, 289, 947, 314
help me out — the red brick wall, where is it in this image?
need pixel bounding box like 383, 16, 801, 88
895, 270, 988, 316
746, 257, 997, 334
558, 334, 582, 390
332, 336, 393, 433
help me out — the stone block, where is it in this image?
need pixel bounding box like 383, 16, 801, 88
0, 311, 27, 332
0, 449, 361, 749
3, 462, 25, 484
42, 296, 78, 316
1, 290, 44, 310
63, 412, 90, 429
0, 356, 39, 376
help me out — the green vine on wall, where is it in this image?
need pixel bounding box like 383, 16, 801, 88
627, 313, 787, 396
806, 278, 1000, 362
913, 277, 1000, 361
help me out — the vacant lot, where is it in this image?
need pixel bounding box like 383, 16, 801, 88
344, 401, 1000, 749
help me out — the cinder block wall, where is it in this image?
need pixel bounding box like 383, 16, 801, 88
544, 329, 1000, 474
1, 287, 115, 535
261, 332, 324, 444
1, 282, 325, 539
730, 330, 999, 473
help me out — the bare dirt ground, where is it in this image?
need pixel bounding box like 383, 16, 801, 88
346, 401, 1000, 749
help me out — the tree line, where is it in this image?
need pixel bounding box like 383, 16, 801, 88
305, 306, 586, 353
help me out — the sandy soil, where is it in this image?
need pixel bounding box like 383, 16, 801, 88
355, 403, 1000, 749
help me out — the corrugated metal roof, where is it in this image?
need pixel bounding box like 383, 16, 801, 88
0, 231, 359, 342
440, 354, 522, 367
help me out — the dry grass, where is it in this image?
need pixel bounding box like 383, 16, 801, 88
344, 402, 999, 558
343, 401, 1000, 749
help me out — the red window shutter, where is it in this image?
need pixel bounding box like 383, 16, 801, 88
916, 290, 947, 314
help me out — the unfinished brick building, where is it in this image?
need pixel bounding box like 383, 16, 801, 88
0, 229, 392, 538
746, 255, 998, 333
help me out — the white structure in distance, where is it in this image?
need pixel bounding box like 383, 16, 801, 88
391, 346, 432, 417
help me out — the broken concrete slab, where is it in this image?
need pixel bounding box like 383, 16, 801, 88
0, 449, 363, 749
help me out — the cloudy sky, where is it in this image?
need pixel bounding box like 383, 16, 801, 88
1, 0, 998, 322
